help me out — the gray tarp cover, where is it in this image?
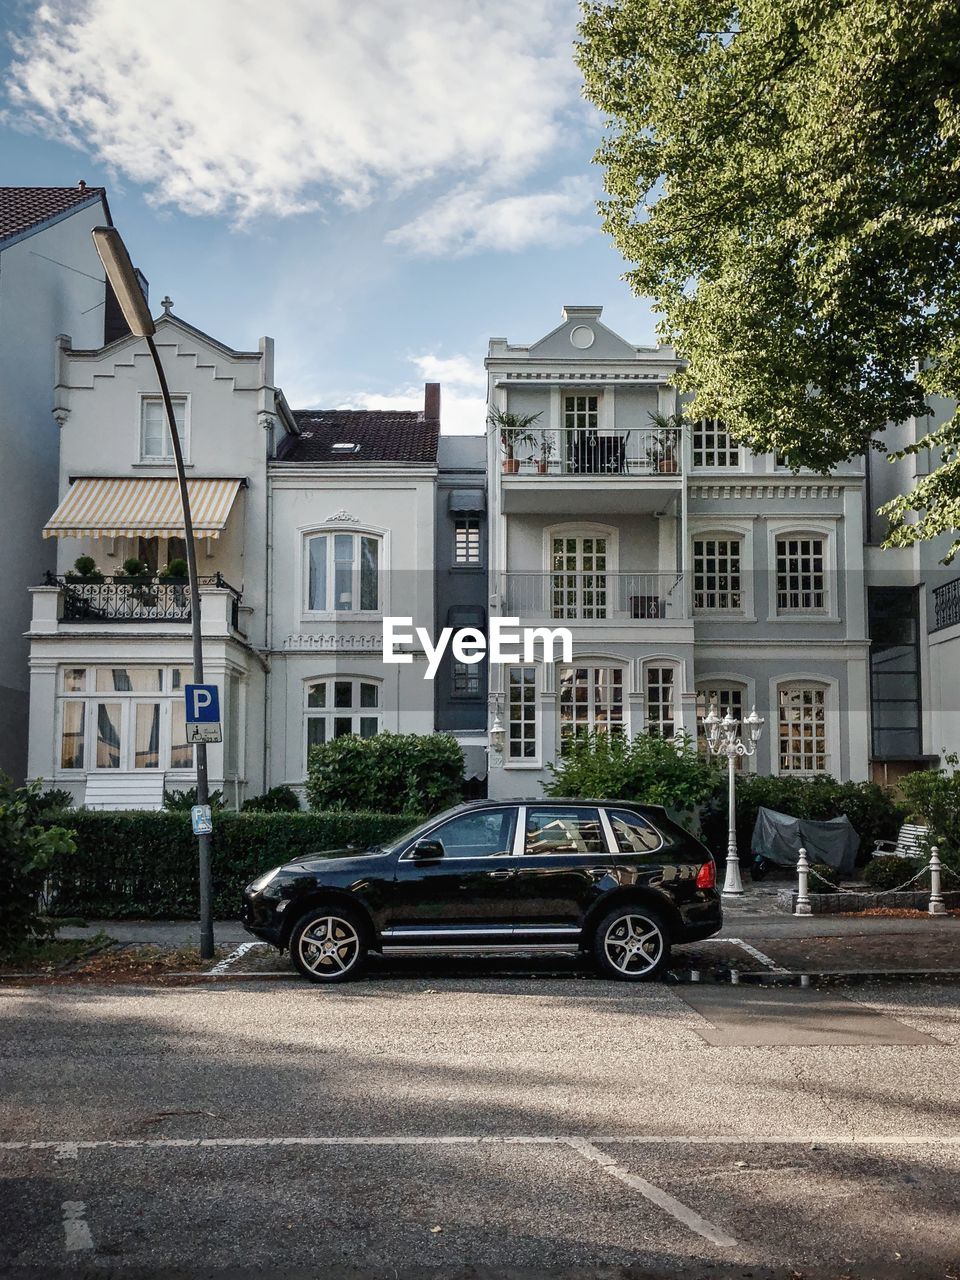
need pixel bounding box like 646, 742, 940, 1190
751, 807, 859, 875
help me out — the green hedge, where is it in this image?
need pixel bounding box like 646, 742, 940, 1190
43, 810, 423, 920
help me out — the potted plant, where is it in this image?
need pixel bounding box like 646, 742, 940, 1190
536, 432, 556, 475
645, 411, 684, 474
159, 556, 190, 608
488, 406, 542, 474
116, 556, 157, 609
63, 555, 104, 584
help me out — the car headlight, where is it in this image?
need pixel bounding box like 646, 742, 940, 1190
248, 865, 283, 894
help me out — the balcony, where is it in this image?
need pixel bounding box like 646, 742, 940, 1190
498, 425, 682, 515
502, 571, 686, 622
933, 578, 960, 632
36, 573, 243, 634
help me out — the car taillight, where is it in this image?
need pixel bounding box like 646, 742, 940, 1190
696, 860, 716, 890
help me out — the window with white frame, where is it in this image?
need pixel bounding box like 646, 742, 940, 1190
57, 665, 194, 771
645, 665, 676, 738
140, 396, 187, 462
507, 666, 538, 761
454, 518, 481, 565
693, 537, 742, 612
551, 534, 608, 620
558, 666, 624, 751
776, 535, 826, 612
692, 418, 739, 468
452, 661, 481, 698
695, 684, 746, 766
778, 683, 828, 774
306, 531, 380, 613
305, 678, 380, 754
564, 393, 598, 433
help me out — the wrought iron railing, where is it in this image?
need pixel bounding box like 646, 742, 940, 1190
49, 572, 242, 626
502, 571, 686, 621
933, 578, 960, 632
499, 426, 682, 477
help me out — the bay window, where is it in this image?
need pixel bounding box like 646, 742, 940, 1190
57, 665, 196, 772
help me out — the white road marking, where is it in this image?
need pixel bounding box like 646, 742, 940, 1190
700, 937, 788, 973
566, 1137, 736, 1246
54, 1143, 78, 1161
61, 1200, 94, 1252
4, 1133, 960, 1152
207, 941, 268, 975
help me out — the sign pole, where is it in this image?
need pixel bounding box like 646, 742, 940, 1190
147, 335, 214, 960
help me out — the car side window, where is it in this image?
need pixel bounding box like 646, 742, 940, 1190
606, 808, 663, 854
525, 807, 606, 855
420, 809, 517, 859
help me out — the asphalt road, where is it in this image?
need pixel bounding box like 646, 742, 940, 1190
2, 973, 960, 1279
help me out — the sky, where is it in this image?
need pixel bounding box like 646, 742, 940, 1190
0, 0, 660, 434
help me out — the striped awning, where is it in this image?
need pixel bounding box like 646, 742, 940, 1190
43, 477, 243, 540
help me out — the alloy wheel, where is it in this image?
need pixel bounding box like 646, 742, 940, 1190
603, 913, 664, 977
297, 914, 361, 977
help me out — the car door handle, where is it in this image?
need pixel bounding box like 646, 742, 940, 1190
486, 868, 515, 879
587, 867, 612, 879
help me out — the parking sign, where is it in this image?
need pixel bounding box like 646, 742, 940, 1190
185, 683, 222, 743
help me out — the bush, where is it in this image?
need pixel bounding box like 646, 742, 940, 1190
241, 785, 301, 813
306, 733, 464, 815
863, 854, 928, 892
42, 810, 424, 919
0, 776, 76, 948
700, 774, 905, 863
807, 862, 839, 893
33, 787, 74, 814
898, 756, 960, 864
546, 731, 721, 821
163, 787, 225, 812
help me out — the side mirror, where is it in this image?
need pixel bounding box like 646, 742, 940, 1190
410, 838, 444, 860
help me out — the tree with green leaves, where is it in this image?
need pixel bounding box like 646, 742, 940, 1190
577, 0, 960, 557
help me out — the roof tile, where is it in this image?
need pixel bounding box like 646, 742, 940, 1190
278, 409, 439, 464
0, 186, 108, 243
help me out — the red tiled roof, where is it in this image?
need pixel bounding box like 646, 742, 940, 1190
0, 185, 109, 243
278, 409, 440, 464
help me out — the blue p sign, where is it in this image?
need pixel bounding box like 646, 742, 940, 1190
185, 683, 220, 724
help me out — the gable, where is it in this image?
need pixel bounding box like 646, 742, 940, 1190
527, 306, 640, 360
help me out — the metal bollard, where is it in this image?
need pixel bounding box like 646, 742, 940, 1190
929, 845, 947, 917
795, 846, 812, 916
730, 968, 740, 985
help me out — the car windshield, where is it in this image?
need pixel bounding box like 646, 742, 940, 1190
372, 806, 466, 856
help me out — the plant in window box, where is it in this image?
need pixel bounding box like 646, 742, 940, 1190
158, 556, 190, 609
535, 431, 556, 475
116, 556, 157, 610
489, 406, 542, 474
63, 555, 104, 584
645, 411, 684, 474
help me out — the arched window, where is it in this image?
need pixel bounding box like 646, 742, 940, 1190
304, 531, 381, 614
644, 662, 678, 738
777, 682, 828, 775
305, 678, 381, 754
558, 664, 625, 751
695, 683, 747, 767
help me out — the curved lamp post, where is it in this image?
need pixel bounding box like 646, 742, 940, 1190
703, 703, 764, 897
91, 226, 214, 959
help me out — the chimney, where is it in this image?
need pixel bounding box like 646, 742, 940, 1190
424, 382, 441, 423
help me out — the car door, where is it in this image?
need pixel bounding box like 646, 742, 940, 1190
385, 807, 520, 943
511, 804, 620, 931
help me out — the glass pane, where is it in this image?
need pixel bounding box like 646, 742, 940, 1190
334, 534, 354, 610
607, 808, 662, 853
135, 703, 161, 769
60, 701, 85, 769
308, 535, 327, 611
95, 703, 122, 769
170, 700, 192, 769
334, 716, 352, 738
359, 717, 378, 738
360, 536, 379, 610
428, 810, 516, 859
360, 683, 378, 708
525, 807, 605, 854
170, 667, 192, 691
307, 682, 327, 708
307, 718, 326, 749
63, 668, 86, 692
334, 681, 352, 708
96, 667, 162, 693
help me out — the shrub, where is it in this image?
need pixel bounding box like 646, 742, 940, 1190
0, 776, 76, 948
700, 774, 905, 864
42, 810, 424, 919
159, 557, 189, 580
64, 555, 104, 584
306, 733, 464, 815
546, 731, 721, 820
163, 787, 225, 812
119, 556, 150, 578
33, 787, 74, 814
241, 785, 301, 813
898, 756, 960, 864
807, 862, 839, 893
863, 855, 928, 892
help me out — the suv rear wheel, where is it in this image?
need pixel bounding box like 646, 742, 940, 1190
593, 905, 670, 981
290, 907, 367, 983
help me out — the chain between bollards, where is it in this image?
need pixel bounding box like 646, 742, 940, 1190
794, 846, 812, 916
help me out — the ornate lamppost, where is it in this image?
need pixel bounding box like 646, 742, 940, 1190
703, 703, 765, 897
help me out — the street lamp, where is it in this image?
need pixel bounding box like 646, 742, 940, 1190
703, 702, 764, 897
92, 226, 214, 960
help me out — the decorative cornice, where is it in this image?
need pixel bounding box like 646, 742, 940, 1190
283, 632, 382, 651
691, 482, 845, 500
323, 510, 360, 524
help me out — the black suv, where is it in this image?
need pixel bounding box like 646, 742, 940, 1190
243, 799, 720, 983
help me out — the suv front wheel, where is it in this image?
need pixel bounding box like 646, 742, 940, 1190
290, 907, 368, 983
593, 905, 670, 981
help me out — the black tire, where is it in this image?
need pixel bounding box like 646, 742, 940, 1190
592, 904, 671, 981
289, 906, 368, 984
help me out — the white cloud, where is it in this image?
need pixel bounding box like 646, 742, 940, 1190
385, 176, 597, 257
7, 0, 584, 224
317, 351, 487, 435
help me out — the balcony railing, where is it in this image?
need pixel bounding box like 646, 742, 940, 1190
502, 571, 685, 621
933, 577, 960, 632
501, 426, 682, 477
47, 572, 242, 629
